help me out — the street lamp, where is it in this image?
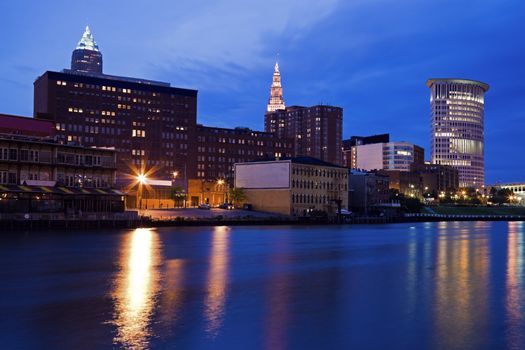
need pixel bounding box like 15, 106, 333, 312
136, 173, 147, 210
137, 173, 147, 184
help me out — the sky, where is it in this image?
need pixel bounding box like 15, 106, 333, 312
0, 0, 524, 184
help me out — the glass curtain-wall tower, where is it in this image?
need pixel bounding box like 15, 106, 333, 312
427, 78, 489, 188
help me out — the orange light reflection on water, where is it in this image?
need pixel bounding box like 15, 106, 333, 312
112, 228, 161, 350
205, 226, 230, 337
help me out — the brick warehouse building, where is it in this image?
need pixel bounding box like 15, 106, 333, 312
195, 125, 294, 183
265, 105, 343, 166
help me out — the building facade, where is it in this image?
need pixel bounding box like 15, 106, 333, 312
266, 62, 286, 112
348, 141, 424, 172
412, 163, 459, 194
265, 105, 343, 165
427, 78, 489, 188
0, 132, 116, 188
34, 70, 198, 182
234, 157, 348, 216
71, 26, 103, 74
195, 125, 293, 183
0, 119, 123, 216
187, 179, 228, 207
348, 170, 390, 212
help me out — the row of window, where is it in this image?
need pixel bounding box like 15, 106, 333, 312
292, 179, 347, 191
291, 193, 339, 205
292, 167, 347, 179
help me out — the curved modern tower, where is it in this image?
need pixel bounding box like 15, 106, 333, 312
71, 26, 103, 74
426, 78, 489, 188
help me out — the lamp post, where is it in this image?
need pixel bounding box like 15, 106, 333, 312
172, 171, 179, 208
136, 173, 146, 212
217, 179, 225, 205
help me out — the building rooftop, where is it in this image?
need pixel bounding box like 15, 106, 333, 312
426, 78, 489, 92
38, 70, 197, 96
0, 114, 54, 137
246, 156, 344, 168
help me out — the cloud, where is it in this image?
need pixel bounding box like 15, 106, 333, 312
137, 0, 340, 85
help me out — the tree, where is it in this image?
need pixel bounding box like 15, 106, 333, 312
491, 188, 514, 205
228, 187, 246, 207
171, 186, 186, 207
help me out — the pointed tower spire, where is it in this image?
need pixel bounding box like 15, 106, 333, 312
76, 25, 100, 52
266, 60, 286, 112
71, 25, 103, 74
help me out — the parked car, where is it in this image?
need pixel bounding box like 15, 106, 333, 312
218, 203, 234, 210
340, 209, 353, 216
198, 203, 211, 210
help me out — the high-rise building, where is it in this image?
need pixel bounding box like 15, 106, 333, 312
426, 78, 489, 188
71, 26, 103, 74
266, 62, 286, 112
265, 105, 343, 165
34, 70, 198, 183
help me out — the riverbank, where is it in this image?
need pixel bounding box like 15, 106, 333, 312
1, 207, 524, 230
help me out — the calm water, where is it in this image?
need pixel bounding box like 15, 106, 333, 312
1, 222, 525, 349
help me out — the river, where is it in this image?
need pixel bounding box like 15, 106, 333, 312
1, 221, 524, 349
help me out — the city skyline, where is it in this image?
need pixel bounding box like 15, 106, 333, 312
0, 1, 524, 184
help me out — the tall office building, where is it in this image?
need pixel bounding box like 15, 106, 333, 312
34, 70, 198, 182
71, 26, 103, 74
426, 78, 489, 188
265, 105, 343, 165
266, 62, 286, 112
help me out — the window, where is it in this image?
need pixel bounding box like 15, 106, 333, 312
20, 149, 29, 161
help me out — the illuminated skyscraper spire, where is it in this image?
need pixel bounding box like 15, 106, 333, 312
71, 25, 103, 74
266, 61, 286, 112
76, 26, 100, 52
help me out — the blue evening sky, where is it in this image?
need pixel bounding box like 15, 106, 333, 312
0, 0, 523, 184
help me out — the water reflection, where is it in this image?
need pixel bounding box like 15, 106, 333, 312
112, 228, 161, 350
434, 222, 490, 349
205, 226, 230, 336
159, 258, 186, 330
264, 235, 291, 350
506, 221, 524, 349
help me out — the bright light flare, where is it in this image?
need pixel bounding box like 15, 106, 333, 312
137, 173, 147, 184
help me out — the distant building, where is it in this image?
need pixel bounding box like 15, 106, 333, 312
71, 26, 103, 74
490, 183, 525, 204
266, 62, 286, 112
427, 78, 489, 188
234, 157, 348, 216
377, 169, 423, 198
348, 140, 424, 171
412, 163, 459, 194
348, 170, 391, 212
265, 105, 343, 165
195, 125, 293, 183
342, 133, 390, 149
